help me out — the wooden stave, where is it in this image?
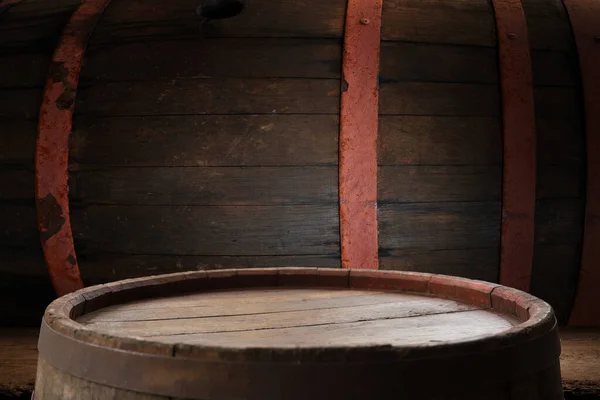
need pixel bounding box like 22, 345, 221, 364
35, 268, 562, 399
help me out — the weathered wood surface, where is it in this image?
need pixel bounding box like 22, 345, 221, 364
70, 167, 337, 205
70, 115, 338, 167
71, 205, 339, 255
81, 39, 342, 81
75, 79, 340, 116
89, 0, 346, 43
80, 289, 515, 343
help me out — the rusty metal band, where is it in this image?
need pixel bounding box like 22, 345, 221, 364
491, 0, 537, 293
339, 0, 382, 270
38, 317, 560, 398
35, 0, 111, 296
562, 0, 600, 327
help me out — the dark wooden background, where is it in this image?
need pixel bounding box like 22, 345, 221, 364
0, 0, 586, 326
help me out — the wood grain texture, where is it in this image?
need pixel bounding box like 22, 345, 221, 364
82, 39, 342, 81
378, 116, 502, 166
90, 0, 346, 43
71, 205, 339, 255
380, 248, 499, 282
0, 204, 40, 247
36, 358, 168, 400
75, 79, 340, 116
378, 166, 501, 202
521, 0, 575, 50
78, 289, 476, 324
0, 169, 34, 199
534, 199, 585, 246
379, 42, 497, 84
77, 255, 340, 285
70, 115, 339, 167
0, 121, 37, 164
151, 309, 515, 346
0, 328, 39, 396
75, 288, 512, 343
381, 0, 496, 46
532, 244, 582, 324
378, 202, 501, 251
379, 82, 500, 116
0, 87, 43, 120
0, 52, 48, 88
70, 167, 337, 206
0, 0, 78, 51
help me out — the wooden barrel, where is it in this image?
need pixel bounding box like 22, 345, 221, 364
1, 0, 599, 327
34, 269, 563, 399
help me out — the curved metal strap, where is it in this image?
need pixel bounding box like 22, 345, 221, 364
35, 0, 112, 296
562, 0, 600, 326
339, 0, 382, 270
491, 0, 537, 292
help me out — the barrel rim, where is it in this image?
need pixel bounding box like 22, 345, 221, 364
41, 268, 557, 362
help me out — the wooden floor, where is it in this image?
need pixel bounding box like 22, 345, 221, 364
0, 327, 598, 398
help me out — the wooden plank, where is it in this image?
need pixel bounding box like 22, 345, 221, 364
378, 202, 501, 251
0, 88, 42, 120
0, 204, 39, 246
0, 169, 34, 199
537, 164, 584, 199
79, 290, 473, 323
521, 0, 575, 50
82, 39, 342, 81
381, 0, 496, 46
378, 166, 501, 203
0, 0, 77, 51
71, 205, 339, 255
536, 118, 585, 165
492, 0, 536, 292
75, 79, 340, 116
152, 310, 514, 346
379, 248, 499, 282
379, 82, 500, 116
70, 167, 337, 205
378, 116, 502, 166
78, 254, 340, 285
0, 121, 37, 164
103, 288, 364, 311
562, 0, 600, 327
535, 199, 585, 246
90, 0, 346, 43
79, 295, 482, 336
70, 115, 338, 167
531, 244, 581, 324
534, 87, 581, 118
379, 42, 497, 84
531, 50, 578, 86
0, 52, 48, 88
338, 0, 382, 270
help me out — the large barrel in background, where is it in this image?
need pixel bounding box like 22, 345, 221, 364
0, 0, 586, 324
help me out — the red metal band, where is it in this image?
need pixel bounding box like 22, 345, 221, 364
339, 0, 382, 270
491, 0, 537, 292
35, 0, 111, 296
562, 0, 600, 327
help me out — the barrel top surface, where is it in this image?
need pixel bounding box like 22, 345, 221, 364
76, 287, 520, 347
42, 269, 557, 360
37, 269, 561, 398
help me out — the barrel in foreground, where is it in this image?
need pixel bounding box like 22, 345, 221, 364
35, 268, 562, 400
